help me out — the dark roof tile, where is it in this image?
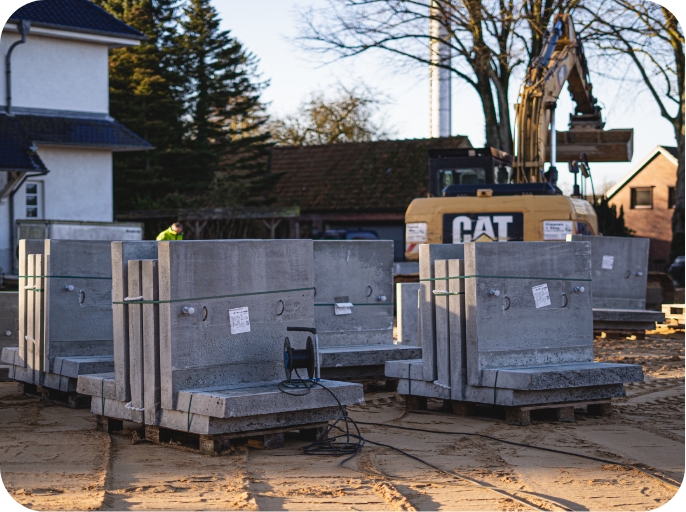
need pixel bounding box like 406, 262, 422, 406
10, 0, 144, 40
15, 113, 152, 151
270, 137, 471, 212
0, 114, 47, 172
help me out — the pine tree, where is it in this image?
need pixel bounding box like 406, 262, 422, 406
172, 0, 273, 206
94, 0, 185, 211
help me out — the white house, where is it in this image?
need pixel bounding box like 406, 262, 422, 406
0, 0, 151, 275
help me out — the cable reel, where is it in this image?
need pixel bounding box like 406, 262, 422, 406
283, 327, 319, 381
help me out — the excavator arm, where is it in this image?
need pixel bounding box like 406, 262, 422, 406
514, 14, 602, 183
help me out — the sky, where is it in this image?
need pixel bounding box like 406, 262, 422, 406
0, 0, 683, 196
212, 0, 684, 196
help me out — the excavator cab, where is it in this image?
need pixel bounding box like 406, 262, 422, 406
428, 147, 514, 197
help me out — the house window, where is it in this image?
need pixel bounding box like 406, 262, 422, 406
668, 187, 676, 208
631, 187, 653, 209
25, 182, 43, 218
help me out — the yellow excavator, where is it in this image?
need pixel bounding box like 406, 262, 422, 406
404, 14, 626, 260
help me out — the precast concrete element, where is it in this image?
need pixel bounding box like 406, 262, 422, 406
434, 260, 451, 390
593, 308, 665, 332
313, 240, 393, 346
111, 241, 158, 402
25, 255, 38, 384
77, 372, 117, 399
127, 259, 145, 410
49, 355, 114, 379
396, 282, 419, 345
142, 259, 161, 426
0, 291, 18, 380
0, 292, 18, 354
43, 240, 113, 360
319, 344, 421, 367
567, 235, 650, 309
479, 362, 644, 390
157, 240, 316, 410
385, 359, 424, 380
465, 242, 595, 387
18, 240, 43, 369
448, 259, 466, 401
175, 379, 363, 420
419, 243, 465, 382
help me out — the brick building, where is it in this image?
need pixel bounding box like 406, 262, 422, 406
607, 146, 678, 270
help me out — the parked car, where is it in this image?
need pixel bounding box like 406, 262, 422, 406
669, 255, 685, 287
320, 229, 379, 240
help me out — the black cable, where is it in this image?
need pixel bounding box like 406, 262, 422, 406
355, 421, 680, 489
278, 370, 364, 463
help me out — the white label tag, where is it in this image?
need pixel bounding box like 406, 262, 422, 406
532, 284, 551, 309
334, 302, 353, 316
601, 255, 614, 270
229, 307, 250, 334
406, 223, 427, 243
543, 220, 573, 240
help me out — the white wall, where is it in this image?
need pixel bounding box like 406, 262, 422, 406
12, 147, 113, 224
0, 31, 109, 113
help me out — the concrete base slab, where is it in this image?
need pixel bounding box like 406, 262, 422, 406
479, 362, 644, 390
397, 377, 451, 399
77, 372, 117, 399
90, 395, 145, 423
158, 404, 341, 436
385, 359, 424, 380
593, 308, 665, 332
174, 379, 363, 419
319, 344, 421, 367
49, 356, 114, 379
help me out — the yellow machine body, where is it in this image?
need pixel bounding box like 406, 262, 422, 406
404, 194, 598, 260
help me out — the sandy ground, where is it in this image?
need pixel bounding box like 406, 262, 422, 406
0, 330, 683, 511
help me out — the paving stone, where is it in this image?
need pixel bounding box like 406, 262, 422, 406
313, 240, 393, 346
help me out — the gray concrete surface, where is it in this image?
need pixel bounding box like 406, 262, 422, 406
0, 292, 18, 356
419, 243, 465, 383
448, 259, 467, 401
111, 241, 158, 402
142, 259, 161, 426
127, 260, 145, 410
175, 379, 363, 419
568, 235, 650, 309
319, 344, 421, 368
18, 240, 43, 369
434, 260, 451, 390
480, 362, 643, 390
465, 242, 594, 387
313, 241, 393, 346
49, 355, 114, 379
385, 359, 424, 380
593, 308, 665, 332
157, 240, 315, 410
396, 282, 419, 345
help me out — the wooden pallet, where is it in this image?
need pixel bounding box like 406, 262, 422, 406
20, 382, 91, 409
402, 395, 612, 426
96, 415, 329, 456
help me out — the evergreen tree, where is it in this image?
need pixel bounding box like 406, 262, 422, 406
594, 196, 634, 237
173, 0, 273, 206
94, 0, 185, 211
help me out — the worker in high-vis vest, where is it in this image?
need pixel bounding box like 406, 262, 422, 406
156, 222, 184, 241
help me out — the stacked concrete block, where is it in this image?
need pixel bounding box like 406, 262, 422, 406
1, 240, 115, 391
386, 242, 643, 420
396, 282, 420, 345
312, 241, 420, 381
78, 240, 363, 437
567, 235, 664, 333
